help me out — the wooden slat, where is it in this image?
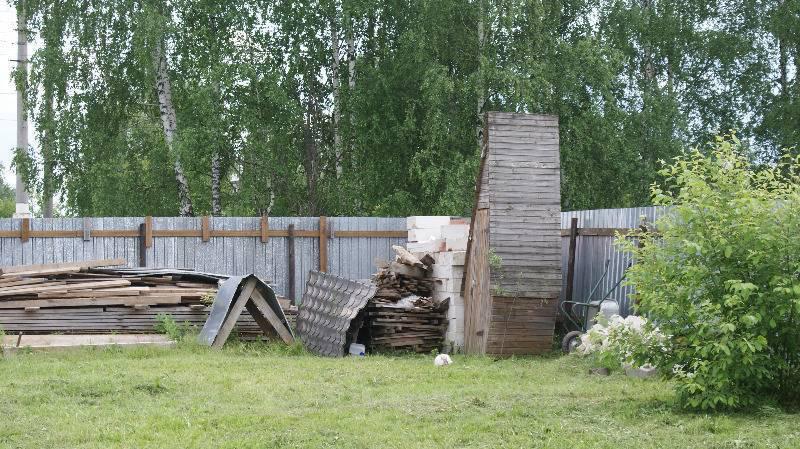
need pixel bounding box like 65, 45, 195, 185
319, 216, 328, 272
144, 216, 153, 248
20, 218, 29, 242
201, 216, 211, 242
260, 215, 269, 243
0, 258, 127, 275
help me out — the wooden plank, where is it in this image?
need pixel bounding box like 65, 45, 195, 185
260, 215, 269, 243
319, 216, 328, 272
0, 279, 131, 297
20, 218, 29, 243
0, 258, 127, 275
201, 216, 211, 242
144, 216, 153, 248
248, 288, 294, 344
287, 224, 296, 302
333, 230, 408, 238
211, 279, 257, 349
0, 296, 183, 309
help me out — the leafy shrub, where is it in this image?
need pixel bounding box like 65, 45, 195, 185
576, 314, 669, 370
618, 135, 800, 409
154, 314, 192, 341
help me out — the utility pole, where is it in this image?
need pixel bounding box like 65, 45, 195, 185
14, 0, 30, 218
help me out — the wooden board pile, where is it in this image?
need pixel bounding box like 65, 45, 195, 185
0, 258, 296, 336
363, 246, 448, 353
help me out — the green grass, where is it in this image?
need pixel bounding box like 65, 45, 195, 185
0, 342, 797, 448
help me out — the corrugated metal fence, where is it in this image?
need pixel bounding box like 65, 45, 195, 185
0, 217, 406, 303
560, 206, 667, 316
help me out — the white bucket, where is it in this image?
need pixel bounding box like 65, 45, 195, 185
349, 343, 366, 356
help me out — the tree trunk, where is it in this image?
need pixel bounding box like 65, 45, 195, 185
41, 87, 54, 218
153, 39, 193, 216
476, 0, 486, 150
211, 151, 222, 216
302, 110, 319, 215
331, 15, 343, 178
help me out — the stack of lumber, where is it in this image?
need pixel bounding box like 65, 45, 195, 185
0, 259, 219, 310
364, 246, 448, 353
0, 259, 296, 336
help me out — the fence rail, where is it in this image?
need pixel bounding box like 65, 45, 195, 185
0, 216, 407, 302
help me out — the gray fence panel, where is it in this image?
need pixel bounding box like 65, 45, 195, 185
560, 206, 668, 316
0, 216, 406, 304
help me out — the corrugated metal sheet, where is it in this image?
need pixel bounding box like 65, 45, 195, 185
560, 206, 668, 316
296, 271, 377, 357
0, 217, 405, 304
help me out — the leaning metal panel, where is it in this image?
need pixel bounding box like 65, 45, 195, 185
296, 271, 377, 357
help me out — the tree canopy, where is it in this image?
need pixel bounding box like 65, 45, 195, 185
13, 0, 800, 217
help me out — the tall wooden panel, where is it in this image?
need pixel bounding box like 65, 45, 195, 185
464, 112, 562, 355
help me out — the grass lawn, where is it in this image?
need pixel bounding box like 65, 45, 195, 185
0, 342, 797, 449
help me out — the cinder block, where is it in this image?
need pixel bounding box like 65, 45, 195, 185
406, 239, 445, 253
441, 224, 470, 239
445, 238, 468, 251
407, 216, 451, 230
433, 250, 466, 266
408, 228, 442, 242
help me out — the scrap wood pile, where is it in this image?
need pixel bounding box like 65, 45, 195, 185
364, 246, 448, 353
0, 258, 295, 336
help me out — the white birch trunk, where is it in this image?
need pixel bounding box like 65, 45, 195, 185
211, 151, 222, 216
331, 17, 343, 178
153, 39, 193, 216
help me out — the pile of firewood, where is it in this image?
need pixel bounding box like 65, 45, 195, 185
363, 246, 448, 353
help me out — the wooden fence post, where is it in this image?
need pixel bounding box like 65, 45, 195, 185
287, 224, 296, 303
201, 216, 211, 242
565, 217, 578, 303
138, 223, 147, 267
20, 218, 29, 243
260, 215, 269, 243
319, 216, 328, 272
144, 216, 153, 248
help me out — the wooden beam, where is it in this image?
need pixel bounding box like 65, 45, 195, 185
334, 230, 407, 238
260, 215, 269, 243
319, 216, 328, 272
201, 216, 211, 242
20, 218, 29, 242
249, 289, 294, 344
138, 223, 147, 267
211, 279, 258, 349
144, 216, 153, 248
0, 258, 127, 275
565, 217, 578, 303
287, 224, 296, 303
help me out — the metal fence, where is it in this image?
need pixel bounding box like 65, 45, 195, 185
0, 217, 406, 303
560, 206, 667, 316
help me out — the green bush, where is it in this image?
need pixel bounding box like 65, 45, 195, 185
619, 135, 800, 410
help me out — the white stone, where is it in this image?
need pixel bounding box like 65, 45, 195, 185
406, 240, 444, 253
407, 216, 451, 230
445, 238, 468, 251
441, 224, 470, 239
408, 228, 442, 242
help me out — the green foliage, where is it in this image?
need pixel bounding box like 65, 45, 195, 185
0, 164, 15, 218
619, 135, 800, 410
15, 0, 800, 216
154, 314, 192, 341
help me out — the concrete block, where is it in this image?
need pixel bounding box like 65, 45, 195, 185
433, 251, 466, 266
441, 224, 470, 239
407, 216, 451, 230
406, 239, 445, 253
445, 238, 468, 251
408, 228, 442, 242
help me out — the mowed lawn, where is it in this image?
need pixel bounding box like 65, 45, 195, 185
0, 342, 797, 449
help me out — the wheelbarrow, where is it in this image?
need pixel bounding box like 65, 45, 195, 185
560, 260, 629, 353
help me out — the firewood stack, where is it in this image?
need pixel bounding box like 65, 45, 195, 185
363, 246, 449, 353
